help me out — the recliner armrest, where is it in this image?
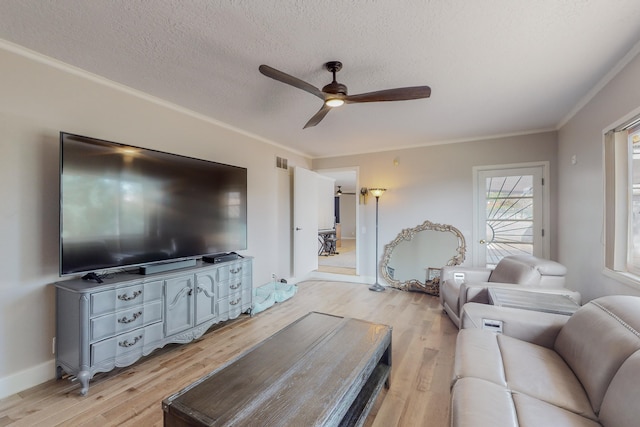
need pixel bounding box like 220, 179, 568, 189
460, 302, 570, 348
440, 266, 492, 283
459, 282, 524, 306
459, 282, 581, 308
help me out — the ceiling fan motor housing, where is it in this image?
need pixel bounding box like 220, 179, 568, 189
322, 81, 348, 95
324, 61, 347, 95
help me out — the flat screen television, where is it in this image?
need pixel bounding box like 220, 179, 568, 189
59, 132, 248, 276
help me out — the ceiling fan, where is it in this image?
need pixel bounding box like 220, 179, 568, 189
259, 61, 431, 129
336, 186, 356, 196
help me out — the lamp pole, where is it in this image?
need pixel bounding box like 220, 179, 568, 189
368, 188, 386, 292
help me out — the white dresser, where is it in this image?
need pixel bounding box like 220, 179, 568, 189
55, 257, 252, 395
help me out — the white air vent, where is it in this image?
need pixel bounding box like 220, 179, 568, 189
276, 156, 288, 170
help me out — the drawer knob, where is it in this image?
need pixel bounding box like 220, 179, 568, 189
117, 290, 142, 301
118, 311, 142, 324
230, 267, 242, 274
118, 335, 143, 348
230, 297, 241, 306
230, 282, 241, 290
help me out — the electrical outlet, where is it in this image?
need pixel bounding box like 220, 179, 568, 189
271, 273, 277, 280
52, 337, 56, 354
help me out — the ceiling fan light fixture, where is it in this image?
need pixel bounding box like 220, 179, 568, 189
325, 98, 344, 108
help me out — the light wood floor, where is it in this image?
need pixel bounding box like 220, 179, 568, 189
0, 280, 458, 427
318, 238, 356, 275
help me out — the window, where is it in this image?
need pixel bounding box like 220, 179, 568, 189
484, 174, 535, 264
629, 125, 640, 270
604, 115, 640, 280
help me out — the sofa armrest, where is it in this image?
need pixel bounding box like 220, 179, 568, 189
459, 282, 581, 308
459, 282, 523, 306
460, 302, 570, 348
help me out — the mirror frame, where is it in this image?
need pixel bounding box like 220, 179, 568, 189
381, 220, 466, 294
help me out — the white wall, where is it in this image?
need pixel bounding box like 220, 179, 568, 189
339, 194, 357, 238
558, 48, 640, 301
317, 175, 335, 230
313, 132, 559, 284
0, 42, 310, 398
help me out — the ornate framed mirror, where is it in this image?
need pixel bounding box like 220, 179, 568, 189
381, 220, 466, 295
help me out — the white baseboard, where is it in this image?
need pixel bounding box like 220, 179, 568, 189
0, 359, 55, 400
307, 271, 372, 284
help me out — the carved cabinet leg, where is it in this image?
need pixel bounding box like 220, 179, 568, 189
77, 370, 90, 396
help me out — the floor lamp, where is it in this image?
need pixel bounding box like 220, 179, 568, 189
368, 188, 386, 292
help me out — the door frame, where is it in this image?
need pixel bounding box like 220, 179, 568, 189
472, 161, 550, 267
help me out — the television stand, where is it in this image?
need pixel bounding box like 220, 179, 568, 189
55, 257, 253, 395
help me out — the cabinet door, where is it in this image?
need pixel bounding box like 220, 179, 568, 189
195, 270, 217, 325
164, 275, 194, 336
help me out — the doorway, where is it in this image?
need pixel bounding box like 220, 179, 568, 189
473, 163, 549, 267
316, 168, 359, 276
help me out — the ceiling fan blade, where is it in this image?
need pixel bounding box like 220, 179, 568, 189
259, 65, 325, 100
345, 86, 431, 103
303, 104, 332, 129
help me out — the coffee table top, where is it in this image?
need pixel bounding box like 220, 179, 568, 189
162, 311, 392, 426
488, 287, 580, 315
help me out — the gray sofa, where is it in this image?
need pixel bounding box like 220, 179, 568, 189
451, 295, 640, 427
440, 255, 580, 328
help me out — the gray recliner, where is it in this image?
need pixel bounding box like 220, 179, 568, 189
439, 255, 580, 328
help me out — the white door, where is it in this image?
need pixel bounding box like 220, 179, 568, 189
293, 167, 319, 277
474, 164, 548, 267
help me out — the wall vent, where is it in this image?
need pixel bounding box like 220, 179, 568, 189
276, 156, 288, 170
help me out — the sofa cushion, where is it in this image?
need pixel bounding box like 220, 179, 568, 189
454, 329, 596, 420
442, 278, 463, 315
512, 392, 601, 427
451, 378, 517, 427
451, 378, 600, 427
599, 351, 640, 427
460, 302, 569, 348
488, 256, 541, 285
507, 255, 568, 276
500, 336, 596, 420
453, 328, 507, 386
554, 296, 640, 414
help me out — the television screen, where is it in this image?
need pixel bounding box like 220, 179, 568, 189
59, 132, 248, 276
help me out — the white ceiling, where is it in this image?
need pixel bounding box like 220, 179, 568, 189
1, 1, 640, 158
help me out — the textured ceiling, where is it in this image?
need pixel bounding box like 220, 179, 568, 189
1, 1, 640, 158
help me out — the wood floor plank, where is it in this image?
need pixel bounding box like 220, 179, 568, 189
0, 280, 457, 426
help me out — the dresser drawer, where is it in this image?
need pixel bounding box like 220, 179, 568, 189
217, 260, 251, 283
91, 281, 163, 316
91, 322, 164, 367
90, 300, 163, 342
217, 276, 248, 299
218, 288, 252, 320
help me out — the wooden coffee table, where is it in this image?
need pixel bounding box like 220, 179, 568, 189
162, 312, 392, 426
